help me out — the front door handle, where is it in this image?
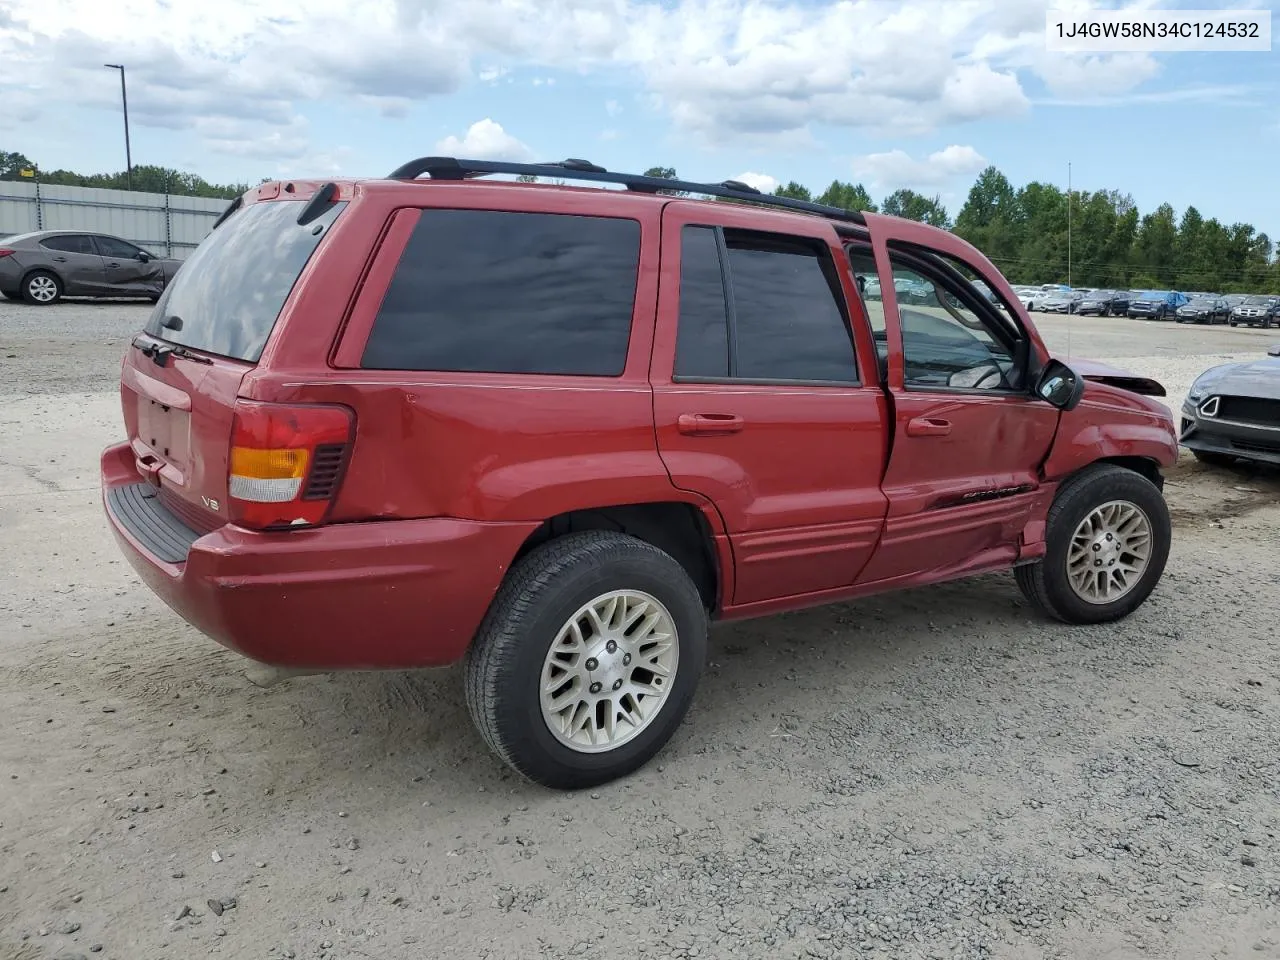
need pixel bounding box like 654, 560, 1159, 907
52, 256, 68, 262
677, 413, 745, 436
905, 416, 952, 438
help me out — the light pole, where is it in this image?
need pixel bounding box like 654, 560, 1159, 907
103, 63, 133, 190
1067, 161, 1072, 288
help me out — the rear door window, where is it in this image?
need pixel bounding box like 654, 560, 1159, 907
144, 199, 346, 363
361, 210, 641, 376
672, 226, 858, 384
40, 235, 95, 255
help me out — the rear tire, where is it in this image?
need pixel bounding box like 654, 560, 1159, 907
1015, 464, 1171, 625
22, 270, 62, 305
464, 531, 707, 790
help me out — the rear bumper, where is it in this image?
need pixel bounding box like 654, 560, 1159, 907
1180, 404, 1280, 466
101, 441, 540, 670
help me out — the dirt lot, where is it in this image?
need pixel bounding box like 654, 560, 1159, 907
1, 301, 1278, 960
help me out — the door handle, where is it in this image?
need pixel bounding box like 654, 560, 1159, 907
905, 416, 952, 438
52, 256, 68, 262
677, 413, 745, 436
106, 262, 119, 268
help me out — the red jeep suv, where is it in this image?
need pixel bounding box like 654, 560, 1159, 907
102, 158, 1179, 789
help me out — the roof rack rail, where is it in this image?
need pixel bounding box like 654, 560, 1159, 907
384, 156, 866, 225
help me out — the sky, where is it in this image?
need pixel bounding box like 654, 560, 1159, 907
0, 0, 1277, 239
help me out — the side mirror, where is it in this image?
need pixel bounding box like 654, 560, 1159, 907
136, 251, 150, 262
1035, 359, 1085, 411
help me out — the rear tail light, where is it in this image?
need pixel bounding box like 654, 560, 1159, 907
228, 400, 354, 530
0, 249, 14, 258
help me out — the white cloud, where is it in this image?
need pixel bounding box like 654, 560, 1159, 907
435, 118, 534, 161
0, 0, 1190, 165
730, 171, 779, 194
851, 145, 989, 189
600, 128, 620, 141
605, 99, 621, 116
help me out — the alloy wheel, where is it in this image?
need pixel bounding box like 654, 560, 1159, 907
1066, 500, 1153, 605
27, 275, 58, 303
539, 590, 679, 753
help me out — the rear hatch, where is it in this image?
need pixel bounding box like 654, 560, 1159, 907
120, 196, 347, 532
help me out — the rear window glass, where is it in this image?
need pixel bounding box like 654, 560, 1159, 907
360, 210, 640, 376
144, 199, 345, 362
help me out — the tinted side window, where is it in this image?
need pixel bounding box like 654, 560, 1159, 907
675, 226, 729, 378
362, 211, 640, 376
41, 235, 93, 255
95, 236, 140, 259
724, 231, 857, 383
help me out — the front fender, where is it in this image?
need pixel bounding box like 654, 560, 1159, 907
1043, 389, 1179, 481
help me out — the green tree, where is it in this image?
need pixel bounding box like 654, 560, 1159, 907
773, 181, 813, 202
954, 167, 1020, 267
815, 180, 876, 213
881, 189, 950, 228
0, 150, 38, 180
642, 166, 687, 197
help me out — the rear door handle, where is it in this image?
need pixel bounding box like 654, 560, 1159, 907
905, 416, 952, 438
52, 256, 68, 262
677, 413, 745, 436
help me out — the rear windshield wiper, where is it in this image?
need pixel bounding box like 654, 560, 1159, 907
132, 335, 213, 367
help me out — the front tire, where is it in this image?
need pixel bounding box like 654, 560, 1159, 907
1015, 465, 1171, 625
22, 270, 62, 305
464, 531, 707, 790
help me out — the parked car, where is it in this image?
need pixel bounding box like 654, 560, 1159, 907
1176, 296, 1231, 325
1076, 290, 1117, 316
1127, 291, 1188, 320
1012, 285, 1042, 311
0, 230, 182, 305
101, 158, 1178, 788
1040, 290, 1081, 314
1181, 342, 1280, 466
1229, 296, 1278, 328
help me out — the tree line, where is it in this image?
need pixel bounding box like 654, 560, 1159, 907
4, 148, 1273, 292
641, 166, 1277, 294
0, 150, 250, 200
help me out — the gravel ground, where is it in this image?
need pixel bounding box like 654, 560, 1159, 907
1, 300, 1279, 960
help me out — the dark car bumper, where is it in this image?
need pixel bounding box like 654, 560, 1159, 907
101, 441, 539, 670
1180, 401, 1280, 466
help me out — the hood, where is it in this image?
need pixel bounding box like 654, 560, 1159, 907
1067, 357, 1167, 397
1191, 355, 1280, 401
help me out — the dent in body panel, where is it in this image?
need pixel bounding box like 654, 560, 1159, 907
1043, 385, 1179, 480
262, 379, 677, 522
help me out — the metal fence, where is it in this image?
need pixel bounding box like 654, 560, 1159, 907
0, 181, 229, 259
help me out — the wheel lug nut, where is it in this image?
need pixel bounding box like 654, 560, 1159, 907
1095, 560, 1102, 567
612, 679, 623, 691
1092, 544, 1100, 551
622, 653, 631, 666
606, 640, 617, 654
585, 658, 598, 671
589, 682, 602, 694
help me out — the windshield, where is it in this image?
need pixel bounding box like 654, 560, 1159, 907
143, 198, 346, 362
1244, 296, 1272, 305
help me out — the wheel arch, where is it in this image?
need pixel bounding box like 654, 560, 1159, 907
21, 266, 65, 296
511, 500, 727, 613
